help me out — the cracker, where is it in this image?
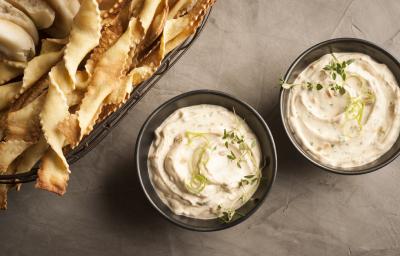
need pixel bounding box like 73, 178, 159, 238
0, 82, 22, 111
20, 50, 64, 95
77, 17, 143, 141
0, 140, 32, 173
5, 93, 45, 142
0, 61, 23, 85
36, 148, 69, 195
64, 0, 101, 87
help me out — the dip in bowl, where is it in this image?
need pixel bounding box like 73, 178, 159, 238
280, 38, 400, 174
136, 90, 277, 231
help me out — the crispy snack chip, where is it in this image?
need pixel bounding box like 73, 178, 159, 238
0, 137, 48, 209
5, 93, 45, 142
36, 148, 69, 195
77, 17, 143, 141
0, 61, 23, 85
64, 0, 101, 86
20, 50, 64, 95
0, 140, 33, 173
16, 136, 48, 174
40, 38, 68, 54
0, 81, 22, 111
168, 0, 194, 19
38, 62, 70, 194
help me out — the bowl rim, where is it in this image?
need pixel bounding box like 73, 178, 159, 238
279, 37, 400, 175
135, 89, 278, 231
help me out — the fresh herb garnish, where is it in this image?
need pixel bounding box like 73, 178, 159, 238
222, 129, 254, 169
219, 209, 235, 223
216, 205, 246, 223
227, 151, 236, 160
280, 54, 354, 95
323, 57, 354, 82
238, 174, 259, 187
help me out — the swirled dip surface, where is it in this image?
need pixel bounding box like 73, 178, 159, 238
148, 105, 261, 219
287, 52, 400, 168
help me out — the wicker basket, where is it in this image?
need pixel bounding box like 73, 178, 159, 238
0, 9, 211, 184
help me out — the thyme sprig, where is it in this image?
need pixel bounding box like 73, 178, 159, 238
217, 205, 245, 223
323, 57, 354, 82
238, 174, 259, 187
222, 129, 251, 168
280, 54, 354, 95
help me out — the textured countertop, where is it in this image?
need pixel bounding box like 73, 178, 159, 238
2, 1, 400, 255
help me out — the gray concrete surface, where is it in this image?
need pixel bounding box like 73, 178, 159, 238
1, 1, 400, 255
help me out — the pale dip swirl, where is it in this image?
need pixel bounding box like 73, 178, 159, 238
148, 104, 262, 219
287, 52, 400, 168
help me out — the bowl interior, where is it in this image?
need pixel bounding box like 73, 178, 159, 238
136, 90, 277, 231
280, 38, 400, 174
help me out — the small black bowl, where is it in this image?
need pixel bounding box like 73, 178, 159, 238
280, 38, 400, 175
136, 90, 277, 231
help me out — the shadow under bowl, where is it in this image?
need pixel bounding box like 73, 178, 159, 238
136, 90, 277, 231
280, 37, 400, 175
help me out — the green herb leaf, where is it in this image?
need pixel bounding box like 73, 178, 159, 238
227, 151, 236, 160
339, 86, 346, 95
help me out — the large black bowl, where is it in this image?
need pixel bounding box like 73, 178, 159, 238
136, 90, 277, 231
280, 38, 400, 175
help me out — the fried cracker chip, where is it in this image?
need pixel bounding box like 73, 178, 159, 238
56, 114, 79, 146
38, 62, 70, 193
20, 50, 64, 95
40, 38, 69, 54
15, 136, 48, 174
0, 140, 33, 173
105, 0, 207, 112
36, 148, 69, 195
64, 0, 101, 87
85, 7, 127, 75
0, 137, 48, 209
0, 81, 22, 111
0, 61, 23, 85
140, 0, 162, 33
100, 0, 168, 110
168, 0, 194, 19
77, 17, 143, 141
163, 15, 190, 41
165, 0, 213, 53
0, 185, 8, 209
45, 0, 81, 38
0, 161, 16, 209
0, 59, 27, 69
10, 78, 49, 112
5, 93, 45, 142
105, 72, 134, 105
142, 0, 168, 50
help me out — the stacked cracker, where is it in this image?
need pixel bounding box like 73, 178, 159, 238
0, 0, 215, 209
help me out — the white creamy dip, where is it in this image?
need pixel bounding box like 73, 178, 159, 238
287, 52, 400, 168
148, 104, 262, 219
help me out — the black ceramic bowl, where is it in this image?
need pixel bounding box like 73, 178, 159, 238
280, 38, 400, 175
136, 90, 277, 231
